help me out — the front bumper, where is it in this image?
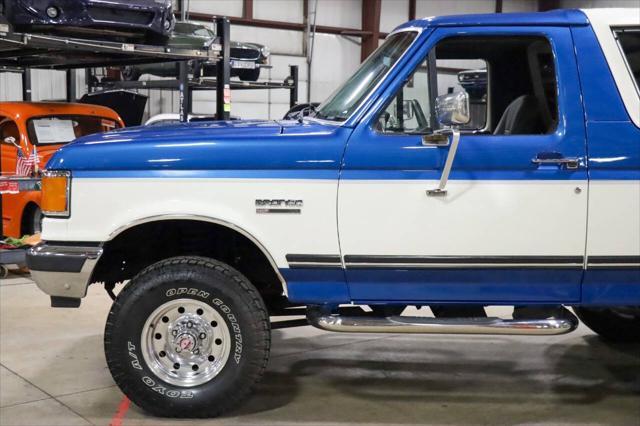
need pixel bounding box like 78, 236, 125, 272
27, 242, 103, 300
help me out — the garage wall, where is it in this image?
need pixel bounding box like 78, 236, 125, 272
0, 72, 22, 101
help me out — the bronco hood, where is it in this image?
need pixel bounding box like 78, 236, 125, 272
46, 119, 351, 173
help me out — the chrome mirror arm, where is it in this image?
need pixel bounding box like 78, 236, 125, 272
426, 129, 461, 197
4, 136, 22, 151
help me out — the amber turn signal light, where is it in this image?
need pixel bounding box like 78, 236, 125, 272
41, 170, 71, 217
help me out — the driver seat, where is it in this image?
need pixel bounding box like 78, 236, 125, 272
493, 94, 544, 135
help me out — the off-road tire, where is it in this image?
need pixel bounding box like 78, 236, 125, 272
104, 256, 270, 417
574, 307, 640, 343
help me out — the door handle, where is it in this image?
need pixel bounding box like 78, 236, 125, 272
532, 153, 580, 170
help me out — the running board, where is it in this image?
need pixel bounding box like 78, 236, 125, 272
306, 306, 578, 336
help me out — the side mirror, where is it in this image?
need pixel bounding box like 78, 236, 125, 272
4, 136, 20, 149
424, 91, 469, 197
435, 91, 470, 127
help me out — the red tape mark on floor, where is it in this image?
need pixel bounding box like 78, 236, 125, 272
110, 396, 131, 426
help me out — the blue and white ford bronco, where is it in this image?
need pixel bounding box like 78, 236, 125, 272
27, 8, 639, 418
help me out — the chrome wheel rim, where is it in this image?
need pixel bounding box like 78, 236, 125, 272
141, 298, 231, 387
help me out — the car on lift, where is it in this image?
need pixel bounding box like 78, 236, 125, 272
1, 0, 175, 44
0, 102, 124, 237
121, 21, 270, 82
458, 68, 488, 97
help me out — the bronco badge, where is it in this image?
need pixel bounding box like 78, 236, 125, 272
255, 199, 303, 214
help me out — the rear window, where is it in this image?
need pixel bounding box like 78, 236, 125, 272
26, 115, 120, 145
615, 28, 640, 90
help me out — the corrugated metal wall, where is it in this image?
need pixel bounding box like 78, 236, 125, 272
1, 0, 636, 121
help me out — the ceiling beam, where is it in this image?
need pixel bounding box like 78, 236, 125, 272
361, 0, 382, 61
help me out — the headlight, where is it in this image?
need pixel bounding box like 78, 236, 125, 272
260, 46, 270, 58
41, 170, 71, 217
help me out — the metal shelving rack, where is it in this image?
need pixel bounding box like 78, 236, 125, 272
1, 17, 299, 122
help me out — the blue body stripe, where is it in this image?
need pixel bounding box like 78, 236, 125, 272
582, 269, 640, 305
282, 267, 640, 306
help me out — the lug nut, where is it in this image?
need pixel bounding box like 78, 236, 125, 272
199, 333, 206, 339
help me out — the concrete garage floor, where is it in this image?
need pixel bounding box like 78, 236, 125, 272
1, 272, 639, 426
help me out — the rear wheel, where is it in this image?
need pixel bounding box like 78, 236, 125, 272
574, 307, 640, 343
104, 256, 270, 417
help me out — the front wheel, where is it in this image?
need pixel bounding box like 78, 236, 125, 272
574, 307, 640, 343
104, 256, 270, 417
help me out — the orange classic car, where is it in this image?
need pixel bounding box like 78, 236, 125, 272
1, 102, 124, 238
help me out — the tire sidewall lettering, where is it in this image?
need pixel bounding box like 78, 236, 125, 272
128, 341, 194, 399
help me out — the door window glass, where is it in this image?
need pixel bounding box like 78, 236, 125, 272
377, 35, 558, 136
376, 58, 433, 134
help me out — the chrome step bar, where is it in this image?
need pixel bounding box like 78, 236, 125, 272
306, 307, 579, 336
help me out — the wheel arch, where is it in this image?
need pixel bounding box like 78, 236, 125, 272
91, 214, 287, 301
20, 200, 41, 235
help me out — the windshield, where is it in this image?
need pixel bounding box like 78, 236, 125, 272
27, 115, 120, 145
314, 31, 418, 122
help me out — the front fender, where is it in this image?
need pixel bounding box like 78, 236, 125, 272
41, 176, 340, 269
